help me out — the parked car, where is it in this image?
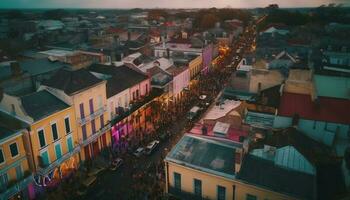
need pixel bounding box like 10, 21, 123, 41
133, 147, 144, 157
145, 140, 160, 155
187, 106, 201, 120
76, 176, 97, 196
110, 158, 123, 171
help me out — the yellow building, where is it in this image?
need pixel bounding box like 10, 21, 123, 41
0, 90, 80, 190
0, 112, 33, 200
41, 68, 111, 161
189, 55, 203, 80
165, 134, 314, 200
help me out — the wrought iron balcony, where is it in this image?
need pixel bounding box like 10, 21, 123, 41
37, 145, 81, 176
77, 106, 107, 125
0, 174, 33, 200
80, 123, 111, 147
168, 186, 210, 200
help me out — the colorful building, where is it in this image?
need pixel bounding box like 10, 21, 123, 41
0, 90, 80, 197
0, 112, 33, 200
41, 68, 111, 161
165, 134, 317, 200
88, 64, 154, 148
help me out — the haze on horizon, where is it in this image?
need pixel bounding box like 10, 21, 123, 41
0, 0, 349, 9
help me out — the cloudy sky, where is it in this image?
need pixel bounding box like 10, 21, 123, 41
0, 0, 348, 9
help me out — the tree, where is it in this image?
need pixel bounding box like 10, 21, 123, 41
43, 9, 69, 20
6, 10, 24, 19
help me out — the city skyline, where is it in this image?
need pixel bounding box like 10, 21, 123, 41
0, 0, 349, 9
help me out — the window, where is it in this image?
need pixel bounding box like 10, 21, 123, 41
64, 117, 71, 134
91, 119, 96, 134
194, 179, 202, 197
0, 173, 8, 191
51, 123, 59, 141
145, 84, 149, 95
40, 151, 50, 166
100, 115, 105, 128
38, 129, 46, 148
79, 103, 85, 119
174, 172, 181, 191
89, 98, 94, 114
98, 95, 103, 108
55, 143, 62, 159
132, 92, 135, 101
67, 136, 74, 152
217, 185, 226, 200
246, 194, 257, 200
15, 165, 23, 179
0, 149, 4, 164
9, 143, 19, 158
82, 125, 87, 140
136, 89, 139, 98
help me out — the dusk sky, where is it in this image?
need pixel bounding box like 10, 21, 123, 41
0, 0, 349, 9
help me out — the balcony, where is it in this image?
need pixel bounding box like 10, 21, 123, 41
111, 89, 163, 125
168, 186, 210, 200
77, 106, 107, 125
80, 123, 111, 147
0, 174, 33, 200
37, 145, 81, 176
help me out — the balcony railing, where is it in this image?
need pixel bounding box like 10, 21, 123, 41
168, 186, 210, 200
37, 145, 81, 176
77, 106, 107, 125
0, 174, 33, 200
111, 89, 163, 125
80, 124, 111, 147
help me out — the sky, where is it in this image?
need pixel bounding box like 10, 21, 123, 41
0, 0, 349, 9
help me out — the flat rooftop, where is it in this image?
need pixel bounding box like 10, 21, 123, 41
165, 134, 242, 179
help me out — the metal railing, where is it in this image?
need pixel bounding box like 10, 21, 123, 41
0, 174, 33, 200
80, 124, 111, 147
37, 145, 81, 176
77, 106, 106, 125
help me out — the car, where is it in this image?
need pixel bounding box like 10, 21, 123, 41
133, 147, 144, 157
145, 140, 160, 155
187, 106, 201, 120
110, 158, 123, 171
199, 95, 207, 100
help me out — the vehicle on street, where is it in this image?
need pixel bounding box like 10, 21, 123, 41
76, 176, 97, 196
187, 106, 201, 120
133, 147, 144, 157
145, 140, 160, 155
110, 158, 123, 171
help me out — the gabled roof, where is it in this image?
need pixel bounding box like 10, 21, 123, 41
20, 90, 69, 121
89, 64, 148, 98
238, 153, 316, 200
278, 92, 350, 124
42, 68, 104, 96
0, 111, 28, 141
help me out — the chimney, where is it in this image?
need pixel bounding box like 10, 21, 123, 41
235, 148, 243, 173
10, 62, 22, 77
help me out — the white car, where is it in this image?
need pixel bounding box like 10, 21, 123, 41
133, 147, 144, 157
145, 140, 160, 155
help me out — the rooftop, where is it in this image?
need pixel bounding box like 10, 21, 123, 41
165, 134, 241, 179
43, 68, 104, 96
20, 90, 69, 121
89, 64, 148, 98
0, 111, 28, 141
278, 92, 350, 124
314, 75, 350, 99
238, 153, 316, 200
202, 100, 241, 121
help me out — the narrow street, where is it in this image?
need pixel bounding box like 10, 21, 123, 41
80, 22, 256, 200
